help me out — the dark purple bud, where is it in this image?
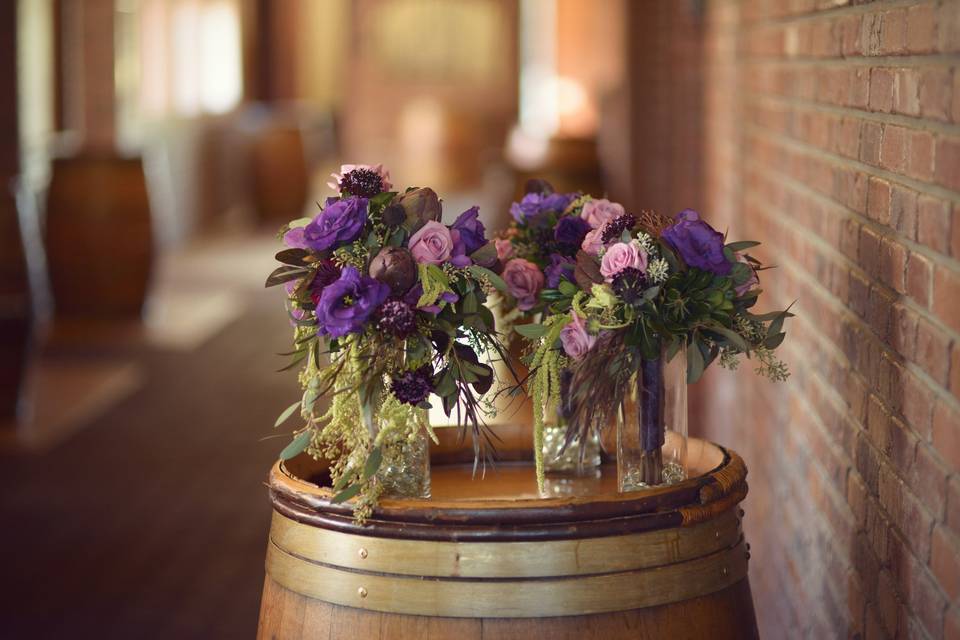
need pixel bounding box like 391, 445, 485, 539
369, 246, 418, 295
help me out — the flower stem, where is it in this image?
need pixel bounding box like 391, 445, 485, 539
638, 354, 665, 485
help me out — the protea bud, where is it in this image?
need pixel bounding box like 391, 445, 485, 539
393, 187, 441, 232
369, 246, 417, 295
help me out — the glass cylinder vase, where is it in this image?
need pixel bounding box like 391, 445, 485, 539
616, 344, 688, 492
362, 397, 432, 499
542, 367, 601, 474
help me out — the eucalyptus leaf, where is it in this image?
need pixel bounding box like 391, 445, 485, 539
764, 332, 786, 349
514, 323, 548, 339
687, 341, 705, 384
275, 248, 311, 267
333, 467, 354, 491
265, 265, 308, 288
558, 280, 578, 296
331, 484, 362, 504
279, 430, 312, 460
274, 401, 301, 428
362, 447, 383, 481
726, 240, 760, 252
467, 265, 508, 292
707, 324, 750, 352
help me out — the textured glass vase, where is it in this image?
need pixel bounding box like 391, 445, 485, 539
542, 367, 601, 475
363, 399, 432, 499
616, 344, 688, 492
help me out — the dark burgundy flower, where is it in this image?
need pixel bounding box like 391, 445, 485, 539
601, 214, 638, 245
390, 366, 434, 405
377, 299, 418, 337
661, 209, 731, 276
339, 168, 385, 198
554, 216, 591, 249
612, 267, 648, 305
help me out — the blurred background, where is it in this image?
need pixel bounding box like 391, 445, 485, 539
1, 1, 959, 638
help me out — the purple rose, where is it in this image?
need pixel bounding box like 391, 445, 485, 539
662, 209, 731, 276
291, 196, 368, 252
502, 258, 544, 311
408, 220, 454, 265
560, 312, 596, 361
580, 198, 625, 230
315, 266, 390, 337
544, 254, 575, 289
554, 216, 591, 248
451, 206, 486, 255
509, 192, 576, 222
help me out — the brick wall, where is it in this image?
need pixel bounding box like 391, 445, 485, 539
700, 1, 960, 638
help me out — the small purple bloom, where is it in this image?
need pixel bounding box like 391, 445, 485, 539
661, 209, 731, 276
544, 254, 575, 289
451, 206, 486, 255
509, 192, 576, 223
315, 266, 390, 338
298, 196, 369, 252
554, 216, 591, 248
390, 365, 434, 406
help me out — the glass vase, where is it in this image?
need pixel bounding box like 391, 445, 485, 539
616, 344, 688, 492
362, 398, 431, 499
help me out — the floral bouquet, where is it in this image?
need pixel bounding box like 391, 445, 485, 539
508, 181, 792, 490
266, 164, 510, 520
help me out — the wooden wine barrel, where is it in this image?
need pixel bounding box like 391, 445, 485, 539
258, 437, 758, 639
45, 155, 153, 318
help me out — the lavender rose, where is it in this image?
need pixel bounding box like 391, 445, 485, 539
662, 209, 731, 275
560, 312, 596, 360
600, 241, 648, 281
495, 238, 515, 261
544, 254, 575, 289
581, 227, 605, 256
580, 198, 625, 230
502, 258, 545, 311
286, 196, 368, 252
554, 216, 591, 249
408, 220, 454, 265
315, 266, 390, 338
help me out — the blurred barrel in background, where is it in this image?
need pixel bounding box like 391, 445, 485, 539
45, 155, 153, 318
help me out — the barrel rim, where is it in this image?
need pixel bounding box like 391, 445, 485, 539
267, 438, 748, 541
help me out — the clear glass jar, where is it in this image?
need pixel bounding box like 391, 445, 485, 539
378, 419, 431, 498
616, 344, 688, 492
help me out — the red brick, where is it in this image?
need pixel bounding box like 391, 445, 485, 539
893, 67, 921, 116
905, 252, 932, 307
920, 67, 954, 122
859, 226, 882, 276
911, 443, 947, 517
916, 317, 952, 386
949, 477, 960, 538
864, 603, 885, 640
870, 68, 895, 112
907, 129, 935, 182
849, 470, 869, 528
947, 606, 960, 640
940, 1, 960, 54
890, 185, 918, 240
932, 399, 960, 470
867, 177, 891, 225
848, 569, 866, 637
880, 9, 907, 55
918, 196, 953, 255
936, 136, 960, 192
850, 67, 871, 109
861, 11, 883, 57
860, 121, 883, 166
838, 15, 863, 57
933, 266, 960, 334
834, 117, 860, 159
879, 238, 907, 295
952, 345, 960, 399
932, 525, 960, 601
953, 70, 960, 124
906, 3, 936, 54
901, 370, 933, 436
879, 125, 907, 173
953, 204, 960, 259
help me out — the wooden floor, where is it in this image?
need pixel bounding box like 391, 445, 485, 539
0, 295, 293, 638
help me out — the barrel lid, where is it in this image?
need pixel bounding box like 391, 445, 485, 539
269, 437, 747, 542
